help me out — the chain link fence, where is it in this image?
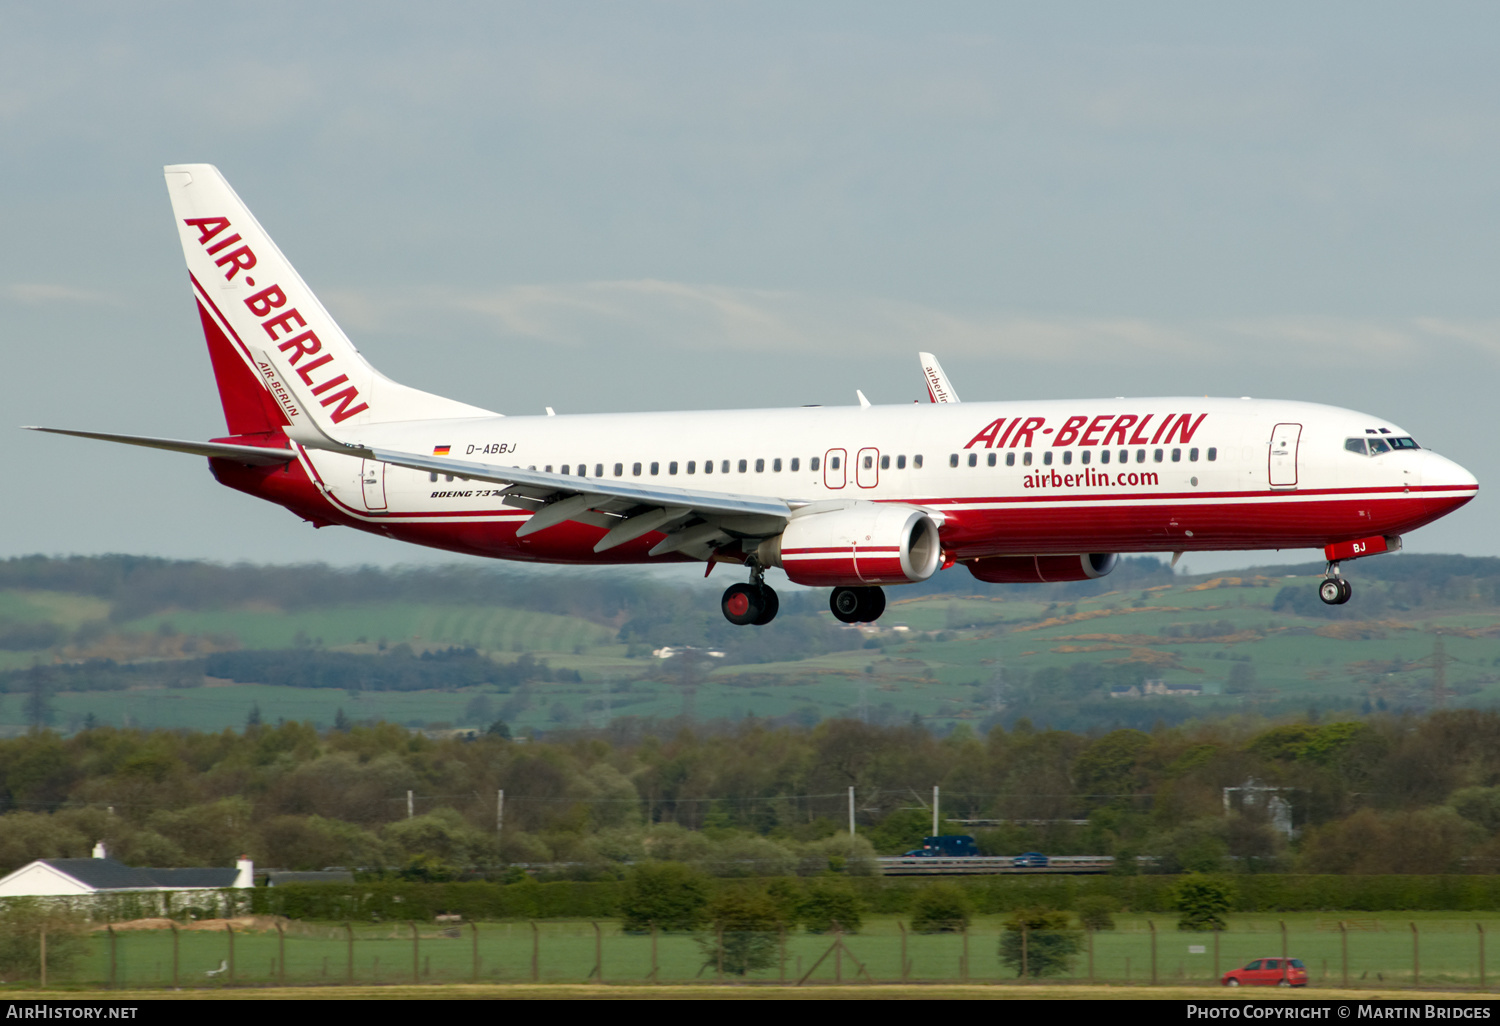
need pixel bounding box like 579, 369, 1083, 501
11, 918, 1500, 989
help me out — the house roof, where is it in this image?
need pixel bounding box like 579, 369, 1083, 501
34, 859, 237, 891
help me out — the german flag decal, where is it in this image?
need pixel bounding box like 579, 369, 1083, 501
433, 445, 451, 456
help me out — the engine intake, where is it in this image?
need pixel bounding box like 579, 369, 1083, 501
758, 503, 942, 587
967, 553, 1119, 584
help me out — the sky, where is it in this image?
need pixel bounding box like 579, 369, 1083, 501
4, 3, 1499, 575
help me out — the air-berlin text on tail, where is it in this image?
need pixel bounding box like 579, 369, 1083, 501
964, 413, 1208, 450
184, 216, 370, 424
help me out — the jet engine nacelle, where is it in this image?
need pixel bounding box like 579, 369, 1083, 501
967, 553, 1119, 584
757, 503, 942, 587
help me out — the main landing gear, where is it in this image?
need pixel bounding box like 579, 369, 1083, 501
830, 585, 886, 624
1318, 563, 1353, 606
721, 562, 779, 626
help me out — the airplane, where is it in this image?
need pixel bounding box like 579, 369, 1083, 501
26, 165, 1480, 625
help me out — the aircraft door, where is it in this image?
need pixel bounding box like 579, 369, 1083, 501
824, 448, 847, 489
361, 459, 388, 510
1268, 423, 1301, 488
856, 447, 880, 488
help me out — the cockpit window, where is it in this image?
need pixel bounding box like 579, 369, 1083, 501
1347, 436, 1420, 456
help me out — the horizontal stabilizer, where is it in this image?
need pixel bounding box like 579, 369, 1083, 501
24, 427, 295, 466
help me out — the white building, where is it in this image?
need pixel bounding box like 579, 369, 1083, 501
0, 845, 252, 901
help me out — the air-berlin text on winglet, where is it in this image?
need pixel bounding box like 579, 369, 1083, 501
963, 413, 1208, 449
183, 216, 370, 424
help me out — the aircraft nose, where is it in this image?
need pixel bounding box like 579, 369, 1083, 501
1428, 451, 1479, 492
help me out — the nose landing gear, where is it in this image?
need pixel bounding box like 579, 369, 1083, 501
1318, 563, 1353, 605
829, 585, 886, 624
720, 561, 779, 626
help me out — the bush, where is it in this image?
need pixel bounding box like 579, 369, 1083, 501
798, 883, 865, 934
1174, 874, 1236, 932
698, 890, 785, 976
0, 899, 88, 982
619, 863, 710, 932
999, 908, 1083, 978
1075, 895, 1118, 931
909, 883, 971, 933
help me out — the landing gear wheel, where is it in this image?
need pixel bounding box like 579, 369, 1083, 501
830, 586, 886, 624
752, 585, 779, 626
1319, 578, 1344, 605
721, 583, 765, 626
1338, 579, 1352, 604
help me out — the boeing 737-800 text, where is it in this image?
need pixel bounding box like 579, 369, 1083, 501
26, 166, 1480, 625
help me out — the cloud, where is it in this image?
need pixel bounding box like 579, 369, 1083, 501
321, 279, 1500, 372
4, 283, 118, 306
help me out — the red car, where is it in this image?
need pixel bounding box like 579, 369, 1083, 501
1221, 958, 1308, 987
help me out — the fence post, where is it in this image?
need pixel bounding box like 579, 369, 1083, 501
1412, 922, 1420, 988
1213, 929, 1220, 984
1148, 919, 1157, 986
716, 926, 724, 982
962, 922, 970, 983
39, 925, 46, 989
471, 921, 480, 983
835, 922, 843, 984
411, 922, 420, 984
107, 924, 115, 989
652, 923, 660, 983
1280, 920, 1288, 986
1341, 921, 1348, 990
593, 921, 603, 984
1087, 926, 1094, 984
1020, 924, 1028, 982
276, 920, 285, 986
778, 926, 785, 984
171, 922, 179, 990
345, 922, 354, 984
531, 921, 539, 983
227, 922, 235, 985
1480, 923, 1486, 991
899, 921, 909, 983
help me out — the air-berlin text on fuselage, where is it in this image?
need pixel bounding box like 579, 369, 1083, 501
184, 216, 370, 424
964, 413, 1208, 449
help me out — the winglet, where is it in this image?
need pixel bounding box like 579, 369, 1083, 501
919, 352, 961, 403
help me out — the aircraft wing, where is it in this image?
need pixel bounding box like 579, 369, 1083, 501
919, 352, 961, 403
23, 427, 295, 466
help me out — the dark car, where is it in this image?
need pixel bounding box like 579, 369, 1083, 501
1221, 958, 1308, 987
920, 835, 979, 857
1012, 852, 1049, 868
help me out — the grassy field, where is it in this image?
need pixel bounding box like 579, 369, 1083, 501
5, 567, 1500, 735
21, 914, 1500, 991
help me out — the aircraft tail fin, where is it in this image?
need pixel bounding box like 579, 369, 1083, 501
163, 165, 495, 437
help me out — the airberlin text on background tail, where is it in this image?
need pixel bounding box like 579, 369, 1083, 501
23, 165, 1480, 626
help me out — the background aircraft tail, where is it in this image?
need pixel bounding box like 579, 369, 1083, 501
163, 164, 495, 437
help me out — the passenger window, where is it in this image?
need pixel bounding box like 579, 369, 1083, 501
790, 458, 799, 471
880, 455, 889, 470
896, 455, 906, 469
810, 457, 820, 471
1023, 452, 1032, 466
595, 464, 604, 477
669, 461, 678, 475
1153, 449, 1163, 463
1081, 451, 1090, 465
561, 465, 570, 475
773, 458, 782, 472
950, 453, 959, 468
967, 453, 977, 468
1189, 448, 1199, 462
1061, 451, 1071, 466
1101, 450, 1110, 465
913, 455, 923, 468
615, 463, 624, 476
738, 459, 747, 472
633, 462, 642, 476
754, 458, 764, 472
1136, 449, 1145, 463
445, 474, 454, 482
704, 460, 713, 474
545, 466, 553, 474
722, 460, 731, 473
1043, 451, 1053, 465
829, 456, 839, 471
866, 455, 876, 470
1119, 449, 1128, 463
988, 452, 997, 467
1368, 438, 1391, 455
429, 472, 438, 482
1207, 448, 1217, 461
1172, 448, 1181, 462
686, 461, 695, 474
1006, 452, 1015, 467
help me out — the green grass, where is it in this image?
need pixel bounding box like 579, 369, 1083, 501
35, 914, 1500, 990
